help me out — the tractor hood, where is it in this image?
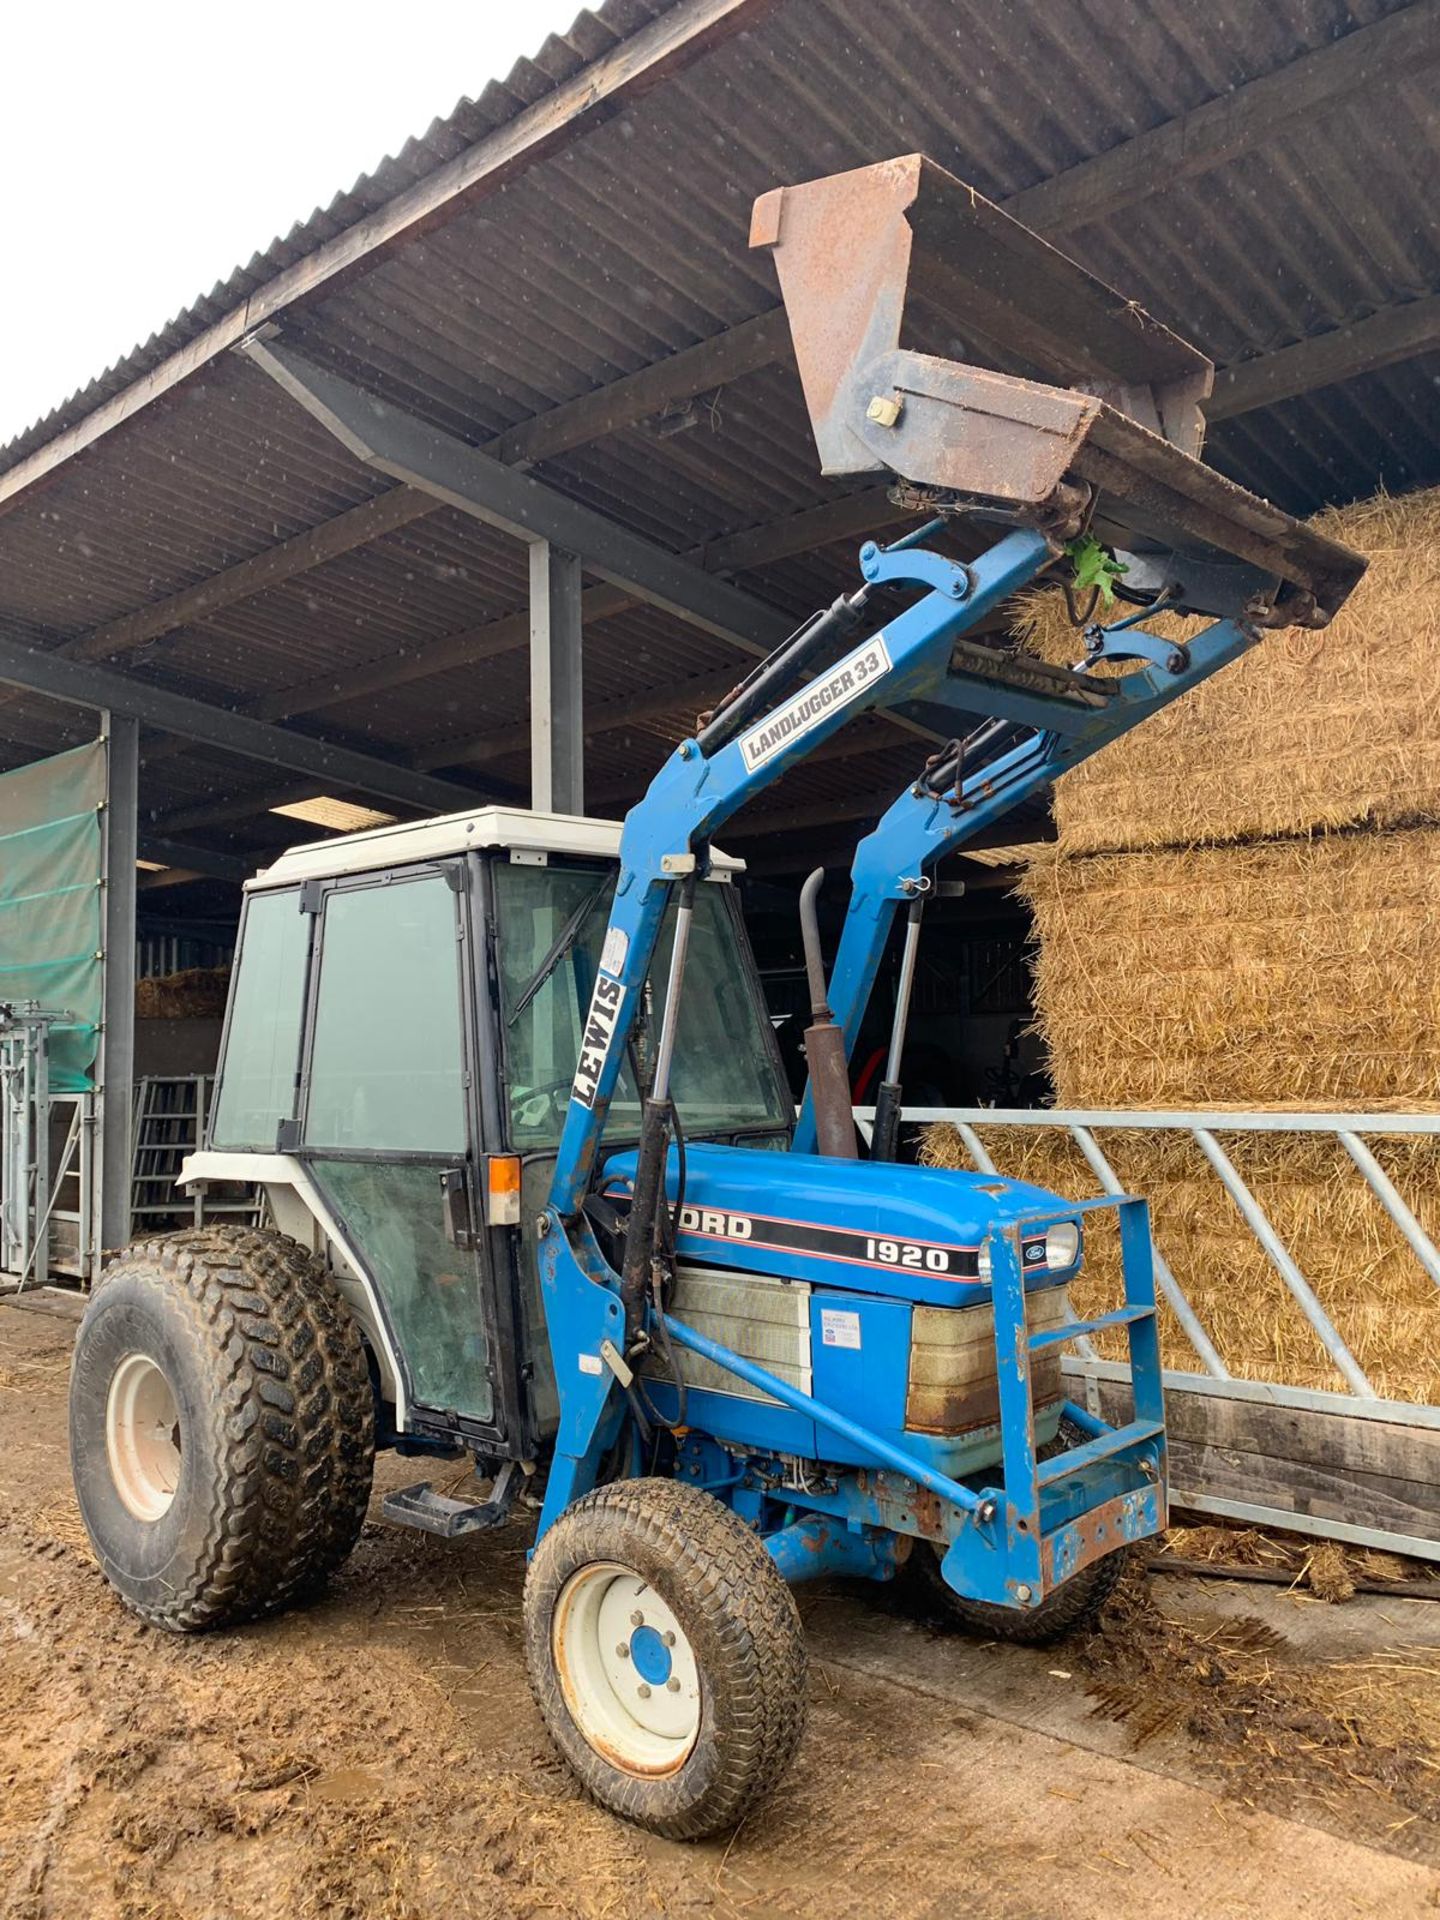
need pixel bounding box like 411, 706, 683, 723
598, 1141, 1079, 1308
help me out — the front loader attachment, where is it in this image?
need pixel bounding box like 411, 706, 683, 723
751, 153, 1363, 628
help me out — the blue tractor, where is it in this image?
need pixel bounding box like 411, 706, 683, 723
69, 155, 1363, 1839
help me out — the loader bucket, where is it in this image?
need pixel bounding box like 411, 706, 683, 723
752, 155, 1364, 627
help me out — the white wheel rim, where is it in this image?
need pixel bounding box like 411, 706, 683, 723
552, 1561, 702, 1777
105, 1352, 183, 1522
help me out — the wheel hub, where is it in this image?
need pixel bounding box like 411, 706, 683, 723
627, 1623, 673, 1687
553, 1562, 700, 1776
104, 1352, 182, 1522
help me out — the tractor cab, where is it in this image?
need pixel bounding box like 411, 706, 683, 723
185, 805, 792, 1459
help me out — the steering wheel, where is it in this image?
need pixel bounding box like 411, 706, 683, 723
514, 1074, 574, 1132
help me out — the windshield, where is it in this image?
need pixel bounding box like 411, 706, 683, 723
493, 859, 792, 1149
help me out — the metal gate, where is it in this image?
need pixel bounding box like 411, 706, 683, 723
861, 1106, 1440, 1562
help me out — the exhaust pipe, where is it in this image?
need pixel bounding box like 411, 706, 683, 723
799, 870, 858, 1160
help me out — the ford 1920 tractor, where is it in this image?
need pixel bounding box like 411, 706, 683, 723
68, 156, 1363, 1838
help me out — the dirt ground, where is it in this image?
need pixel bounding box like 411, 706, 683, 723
4, 1293, 1440, 1920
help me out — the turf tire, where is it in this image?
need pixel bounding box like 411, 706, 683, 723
906, 1415, 1137, 1645
524, 1478, 808, 1839
910, 1535, 1134, 1644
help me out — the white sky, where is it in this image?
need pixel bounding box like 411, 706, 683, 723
0, 0, 583, 448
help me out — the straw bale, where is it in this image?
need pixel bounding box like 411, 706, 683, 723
1011, 487, 1440, 853
1016, 828, 1440, 1110
135, 965, 231, 1020
919, 1121, 1440, 1403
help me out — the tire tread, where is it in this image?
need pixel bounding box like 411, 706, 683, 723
75, 1226, 374, 1631
524, 1478, 807, 1840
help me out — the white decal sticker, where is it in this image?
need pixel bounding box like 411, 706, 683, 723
739, 633, 893, 771
820, 1308, 862, 1351
570, 969, 626, 1109
600, 926, 629, 975
578, 1352, 603, 1376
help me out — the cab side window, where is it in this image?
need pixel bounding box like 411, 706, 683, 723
210, 888, 309, 1150
303, 874, 465, 1152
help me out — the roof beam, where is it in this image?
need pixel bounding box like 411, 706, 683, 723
62, 487, 435, 667
0, 0, 779, 513
57, 309, 803, 690
250, 584, 635, 720
137, 837, 254, 885
1208, 290, 1440, 420
495, 308, 791, 469
244, 337, 795, 657
238, 487, 902, 727
0, 626, 485, 816
157, 779, 337, 836
1009, 1, 1440, 233
423, 664, 742, 770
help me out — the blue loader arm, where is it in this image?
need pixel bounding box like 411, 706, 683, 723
546, 525, 1053, 1220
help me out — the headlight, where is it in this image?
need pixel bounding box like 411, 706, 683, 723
976, 1225, 1080, 1279
1045, 1222, 1080, 1271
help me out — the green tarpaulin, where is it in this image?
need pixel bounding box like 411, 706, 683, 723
0, 739, 105, 1092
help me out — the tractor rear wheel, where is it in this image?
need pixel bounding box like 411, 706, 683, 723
523, 1479, 808, 1839
69, 1226, 375, 1632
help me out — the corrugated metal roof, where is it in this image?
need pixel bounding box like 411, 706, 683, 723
1, 0, 1435, 877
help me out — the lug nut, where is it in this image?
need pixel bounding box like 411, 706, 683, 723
637, 1683, 652, 1699
662, 1630, 676, 1647
630, 1610, 644, 1627
666, 1677, 681, 1693
616, 1643, 630, 1659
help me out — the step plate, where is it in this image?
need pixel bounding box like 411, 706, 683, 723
381, 1479, 510, 1539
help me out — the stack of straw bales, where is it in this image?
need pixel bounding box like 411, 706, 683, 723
925, 488, 1440, 1402
135, 966, 231, 1020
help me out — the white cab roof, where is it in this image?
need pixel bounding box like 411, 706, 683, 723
247, 804, 744, 891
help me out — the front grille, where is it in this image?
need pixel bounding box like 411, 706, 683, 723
637, 1264, 812, 1404
906, 1288, 1069, 1435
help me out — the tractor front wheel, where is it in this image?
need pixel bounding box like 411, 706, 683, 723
908, 1414, 1138, 1644
523, 1479, 807, 1839
910, 1536, 1133, 1644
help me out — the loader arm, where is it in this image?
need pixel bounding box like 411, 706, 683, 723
545, 524, 1053, 1220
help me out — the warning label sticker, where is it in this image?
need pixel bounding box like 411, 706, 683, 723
599, 926, 628, 975
819, 1308, 862, 1351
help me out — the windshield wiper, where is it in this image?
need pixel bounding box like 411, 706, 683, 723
507, 877, 611, 1027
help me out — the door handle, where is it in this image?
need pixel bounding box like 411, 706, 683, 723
440, 1167, 475, 1250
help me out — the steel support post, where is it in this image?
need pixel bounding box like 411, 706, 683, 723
529, 541, 584, 815
97, 713, 138, 1264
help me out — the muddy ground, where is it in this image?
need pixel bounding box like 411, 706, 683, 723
3, 1292, 1440, 1920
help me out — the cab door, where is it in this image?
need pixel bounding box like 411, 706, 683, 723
297, 861, 518, 1448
